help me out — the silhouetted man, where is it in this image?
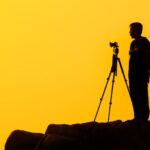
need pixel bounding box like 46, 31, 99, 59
129, 22, 150, 122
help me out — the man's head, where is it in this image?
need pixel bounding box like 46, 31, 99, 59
129, 22, 143, 39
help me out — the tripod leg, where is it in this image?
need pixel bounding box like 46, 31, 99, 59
94, 70, 112, 122
107, 72, 116, 122
118, 58, 131, 96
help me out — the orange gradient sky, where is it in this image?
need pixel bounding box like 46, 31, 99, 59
0, 0, 150, 149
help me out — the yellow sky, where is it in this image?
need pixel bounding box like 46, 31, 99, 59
0, 0, 150, 149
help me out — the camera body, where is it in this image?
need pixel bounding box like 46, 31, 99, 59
109, 42, 118, 48
110, 42, 119, 55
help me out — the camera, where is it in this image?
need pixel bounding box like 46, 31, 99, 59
109, 42, 118, 48
109, 42, 119, 55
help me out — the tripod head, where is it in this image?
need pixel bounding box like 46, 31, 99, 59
110, 42, 119, 56
109, 42, 119, 75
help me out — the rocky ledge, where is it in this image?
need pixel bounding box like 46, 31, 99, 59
5, 120, 150, 150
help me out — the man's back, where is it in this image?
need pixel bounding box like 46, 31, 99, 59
129, 36, 149, 83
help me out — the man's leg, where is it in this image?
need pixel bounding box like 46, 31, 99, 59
130, 82, 149, 121
138, 83, 149, 121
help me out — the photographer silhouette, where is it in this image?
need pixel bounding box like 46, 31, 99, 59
129, 22, 150, 122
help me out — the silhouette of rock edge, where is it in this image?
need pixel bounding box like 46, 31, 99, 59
5, 120, 150, 150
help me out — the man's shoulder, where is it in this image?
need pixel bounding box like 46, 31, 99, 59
140, 36, 150, 44
133, 37, 150, 48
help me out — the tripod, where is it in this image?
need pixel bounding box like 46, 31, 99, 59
94, 43, 131, 122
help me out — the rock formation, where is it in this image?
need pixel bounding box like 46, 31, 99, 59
5, 120, 150, 150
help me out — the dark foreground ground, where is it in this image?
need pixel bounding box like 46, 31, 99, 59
5, 120, 150, 150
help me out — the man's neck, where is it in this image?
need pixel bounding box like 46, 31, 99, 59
134, 35, 142, 40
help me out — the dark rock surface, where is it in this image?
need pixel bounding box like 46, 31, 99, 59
5, 120, 150, 150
